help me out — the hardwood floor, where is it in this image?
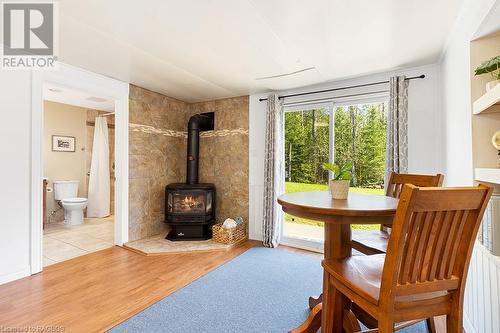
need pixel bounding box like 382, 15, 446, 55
0, 241, 258, 333
0, 241, 447, 333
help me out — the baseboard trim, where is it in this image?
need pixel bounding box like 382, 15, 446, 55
464, 313, 476, 333
0, 266, 31, 285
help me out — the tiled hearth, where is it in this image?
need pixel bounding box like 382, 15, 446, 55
124, 235, 233, 255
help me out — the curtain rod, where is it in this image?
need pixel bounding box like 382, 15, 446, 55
258, 74, 425, 102
283, 90, 388, 107
99, 112, 115, 117
86, 121, 115, 129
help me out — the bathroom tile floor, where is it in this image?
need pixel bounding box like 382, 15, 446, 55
43, 216, 114, 267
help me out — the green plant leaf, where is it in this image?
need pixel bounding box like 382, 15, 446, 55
322, 162, 339, 174
324, 161, 352, 180
340, 170, 352, 180
475, 55, 500, 76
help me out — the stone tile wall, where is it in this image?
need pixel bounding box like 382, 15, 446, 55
128, 85, 249, 242
128, 85, 188, 241
187, 96, 249, 230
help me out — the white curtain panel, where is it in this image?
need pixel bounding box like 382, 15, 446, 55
385, 75, 409, 186
262, 94, 284, 248
87, 116, 110, 218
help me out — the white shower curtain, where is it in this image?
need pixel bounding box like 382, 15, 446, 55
87, 116, 110, 218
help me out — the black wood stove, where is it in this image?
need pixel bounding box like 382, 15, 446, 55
165, 112, 216, 241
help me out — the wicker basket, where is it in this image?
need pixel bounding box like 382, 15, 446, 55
212, 222, 247, 245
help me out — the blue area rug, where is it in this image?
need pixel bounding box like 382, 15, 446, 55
109, 247, 427, 333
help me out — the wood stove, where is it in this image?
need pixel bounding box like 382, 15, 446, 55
165, 112, 216, 241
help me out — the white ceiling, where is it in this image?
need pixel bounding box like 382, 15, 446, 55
44, 83, 115, 112
58, 0, 464, 102
474, 1, 500, 39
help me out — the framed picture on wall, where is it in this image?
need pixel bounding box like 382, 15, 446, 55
52, 135, 76, 152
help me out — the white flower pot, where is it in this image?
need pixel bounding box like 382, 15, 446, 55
329, 180, 350, 199
486, 80, 500, 92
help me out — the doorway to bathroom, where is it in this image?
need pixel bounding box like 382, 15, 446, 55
42, 92, 116, 267
31, 64, 129, 274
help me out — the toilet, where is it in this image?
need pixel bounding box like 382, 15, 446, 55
53, 180, 88, 225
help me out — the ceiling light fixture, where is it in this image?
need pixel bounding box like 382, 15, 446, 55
255, 66, 316, 80
48, 88, 62, 92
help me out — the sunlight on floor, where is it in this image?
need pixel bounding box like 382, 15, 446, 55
43, 216, 114, 267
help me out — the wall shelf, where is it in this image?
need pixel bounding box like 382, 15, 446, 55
473, 83, 500, 114
475, 167, 500, 184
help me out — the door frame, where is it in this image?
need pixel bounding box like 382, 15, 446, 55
30, 63, 129, 274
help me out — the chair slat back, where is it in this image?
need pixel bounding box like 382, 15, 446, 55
381, 184, 492, 298
381, 173, 444, 230
385, 172, 444, 199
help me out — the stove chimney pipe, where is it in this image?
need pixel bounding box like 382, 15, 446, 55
186, 112, 214, 184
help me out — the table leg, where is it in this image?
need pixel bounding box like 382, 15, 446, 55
289, 303, 322, 333
290, 223, 352, 333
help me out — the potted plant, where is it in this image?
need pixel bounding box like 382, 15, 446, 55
323, 162, 352, 199
474, 55, 500, 91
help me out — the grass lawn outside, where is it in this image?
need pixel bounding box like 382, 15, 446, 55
284, 182, 384, 230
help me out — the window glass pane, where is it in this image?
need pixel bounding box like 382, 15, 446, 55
283, 108, 329, 241
284, 108, 330, 184
334, 103, 387, 192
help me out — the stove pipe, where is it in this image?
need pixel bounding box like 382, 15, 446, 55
186, 113, 214, 184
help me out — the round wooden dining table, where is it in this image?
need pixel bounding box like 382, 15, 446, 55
278, 191, 399, 333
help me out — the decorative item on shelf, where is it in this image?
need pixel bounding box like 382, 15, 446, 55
323, 162, 352, 199
492, 131, 500, 162
213, 217, 246, 245
475, 55, 500, 92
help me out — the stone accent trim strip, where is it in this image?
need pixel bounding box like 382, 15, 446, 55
200, 128, 248, 138
129, 123, 248, 138
129, 123, 185, 137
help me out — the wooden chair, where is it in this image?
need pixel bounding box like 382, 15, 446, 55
351, 172, 444, 255
322, 184, 492, 333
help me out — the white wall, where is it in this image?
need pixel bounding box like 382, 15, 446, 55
0, 71, 33, 284
249, 64, 443, 241
439, 0, 500, 332
249, 93, 268, 241
440, 0, 499, 187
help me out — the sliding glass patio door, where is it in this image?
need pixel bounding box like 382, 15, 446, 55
281, 99, 388, 251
